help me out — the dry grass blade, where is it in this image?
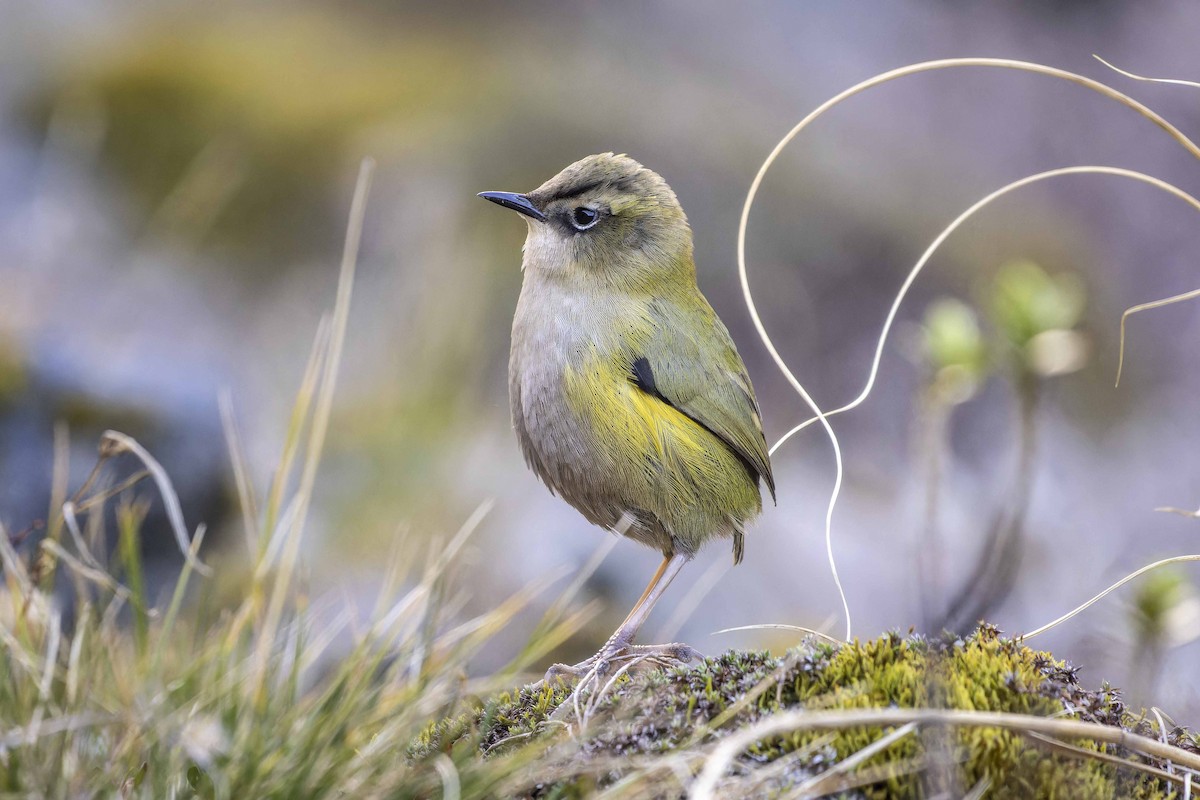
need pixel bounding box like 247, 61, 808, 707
1115, 287, 1200, 386
724, 733, 837, 797
787, 721, 918, 797
517, 536, 617, 666
0, 713, 113, 749
691, 707, 1200, 800
98, 430, 212, 576
256, 157, 375, 684
680, 660, 796, 748
1156, 505, 1200, 519
1024, 730, 1190, 789
151, 524, 208, 673
250, 497, 302, 585
433, 754, 462, 800
71, 470, 150, 514
61, 502, 104, 571
582, 656, 645, 727
364, 502, 495, 645
1094, 55, 1200, 90
712, 623, 844, 646
1021, 554, 1200, 640
262, 315, 330, 546
793, 755, 931, 799
961, 776, 993, 800
430, 564, 567, 656
40, 540, 131, 602
44, 423, 70, 569
0, 520, 34, 596
219, 389, 260, 555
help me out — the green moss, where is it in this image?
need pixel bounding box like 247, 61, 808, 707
412, 626, 1199, 798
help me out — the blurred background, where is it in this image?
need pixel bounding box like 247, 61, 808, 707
1, 1, 1198, 716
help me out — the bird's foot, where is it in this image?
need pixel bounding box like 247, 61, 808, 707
539, 641, 702, 725
541, 640, 702, 687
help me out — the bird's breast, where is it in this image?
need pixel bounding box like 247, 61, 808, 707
508, 282, 647, 498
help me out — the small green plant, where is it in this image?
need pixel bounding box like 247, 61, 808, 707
919, 259, 1091, 633
990, 258, 1089, 380
1128, 569, 1200, 703
921, 297, 988, 404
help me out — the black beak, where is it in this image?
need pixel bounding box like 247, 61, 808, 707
477, 191, 547, 222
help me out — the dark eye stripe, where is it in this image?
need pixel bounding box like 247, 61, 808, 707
544, 178, 604, 203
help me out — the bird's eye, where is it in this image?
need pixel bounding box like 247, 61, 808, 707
570, 206, 599, 230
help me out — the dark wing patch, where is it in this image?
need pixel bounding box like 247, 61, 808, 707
629, 354, 772, 498
631, 356, 659, 396
636, 298, 776, 502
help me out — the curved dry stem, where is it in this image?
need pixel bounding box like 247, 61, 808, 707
758, 167, 1200, 643
433, 754, 461, 800
99, 430, 211, 577
1094, 55, 1200, 90
690, 706, 1200, 800
1115, 287, 1200, 386
1021, 554, 1200, 640
1156, 505, 1200, 519
712, 622, 845, 646
792, 722, 920, 797
772, 168, 1200, 452
777, 170, 1200, 450
745, 60, 1200, 451
739, 59, 1200, 645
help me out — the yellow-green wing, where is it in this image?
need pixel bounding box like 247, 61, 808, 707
632, 296, 775, 499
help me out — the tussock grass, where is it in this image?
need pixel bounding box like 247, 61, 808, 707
0, 159, 587, 797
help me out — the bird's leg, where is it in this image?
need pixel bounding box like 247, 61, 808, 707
543, 552, 701, 684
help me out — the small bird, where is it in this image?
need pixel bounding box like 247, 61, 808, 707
480, 153, 774, 680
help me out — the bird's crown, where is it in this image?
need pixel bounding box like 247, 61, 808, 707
528, 153, 679, 214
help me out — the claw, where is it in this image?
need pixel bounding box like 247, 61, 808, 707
537, 641, 701, 688
542, 656, 599, 685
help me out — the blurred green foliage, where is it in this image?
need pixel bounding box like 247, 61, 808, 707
26, 9, 495, 264
1132, 568, 1196, 646
921, 298, 988, 404
989, 259, 1089, 378
990, 259, 1085, 346
918, 258, 1091, 402
923, 298, 987, 376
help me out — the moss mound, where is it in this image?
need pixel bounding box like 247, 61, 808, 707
413, 626, 1198, 798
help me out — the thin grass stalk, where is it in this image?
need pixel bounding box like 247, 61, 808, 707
255, 157, 375, 703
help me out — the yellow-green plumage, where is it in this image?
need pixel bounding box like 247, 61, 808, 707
562, 340, 762, 557
491, 153, 773, 564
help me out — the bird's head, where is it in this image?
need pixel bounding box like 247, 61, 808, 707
479, 153, 694, 292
